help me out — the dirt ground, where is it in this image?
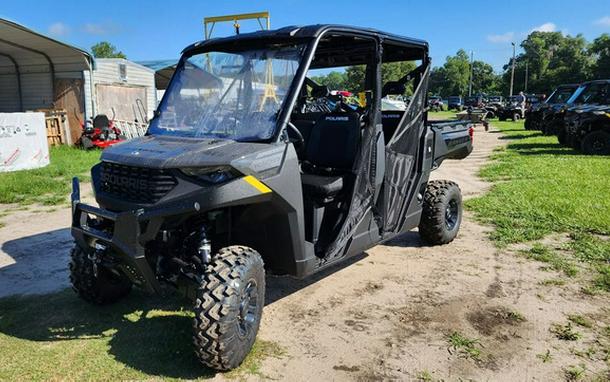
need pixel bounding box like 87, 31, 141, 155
1, 125, 608, 381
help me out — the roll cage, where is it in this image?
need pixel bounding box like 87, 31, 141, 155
175, 25, 430, 143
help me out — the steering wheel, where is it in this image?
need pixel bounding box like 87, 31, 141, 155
287, 122, 305, 151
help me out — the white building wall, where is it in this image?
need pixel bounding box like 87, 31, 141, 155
89, 59, 156, 120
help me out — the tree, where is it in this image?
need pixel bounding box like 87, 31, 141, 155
471, 61, 501, 95
342, 61, 417, 95
590, 34, 610, 79
91, 42, 126, 59
428, 50, 472, 97
501, 31, 592, 95
311, 71, 347, 90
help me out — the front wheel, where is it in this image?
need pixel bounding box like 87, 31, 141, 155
418, 180, 463, 245
512, 113, 521, 122
193, 246, 265, 371
69, 245, 132, 304
581, 130, 610, 155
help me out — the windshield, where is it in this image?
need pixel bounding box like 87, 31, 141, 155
148, 43, 306, 141
568, 82, 609, 105
546, 87, 576, 104
489, 96, 501, 102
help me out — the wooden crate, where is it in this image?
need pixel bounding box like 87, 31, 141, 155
39, 109, 71, 146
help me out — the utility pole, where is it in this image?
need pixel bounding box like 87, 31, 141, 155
524, 61, 529, 92
468, 50, 474, 96
510, 42, 516, 96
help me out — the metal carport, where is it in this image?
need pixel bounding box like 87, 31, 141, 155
0, 18, 93, 140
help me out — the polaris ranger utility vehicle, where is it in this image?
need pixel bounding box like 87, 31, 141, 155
484, 95, 503, 119
524, 84, 578, 131
559, 79, 610, 154
447, 96, 463, 111
69, 25, 473, 371
498, 95, 525, 121
428, 95, 444, 111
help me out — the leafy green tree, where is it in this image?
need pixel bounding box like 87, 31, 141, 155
311, 71, 347, 90
91, 41, 126, 59
590, 34, 610, 79
342, 61, 417, 95
428, 50, 471, 97
471, 61, 501, 95
501, 31, 592, 94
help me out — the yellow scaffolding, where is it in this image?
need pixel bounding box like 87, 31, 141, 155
203, 12, 270, 39
203, 12, 277, 111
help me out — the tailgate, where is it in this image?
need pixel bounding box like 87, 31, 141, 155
428, 120, 473, 166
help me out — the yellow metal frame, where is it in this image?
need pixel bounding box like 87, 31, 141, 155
203, 12, 277, 111
203, 11, 270, 39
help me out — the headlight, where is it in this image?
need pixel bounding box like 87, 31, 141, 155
180, 166, 239, 184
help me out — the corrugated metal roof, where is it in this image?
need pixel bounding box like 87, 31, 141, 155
137, 59, 178, 72
0, 18, 92, 72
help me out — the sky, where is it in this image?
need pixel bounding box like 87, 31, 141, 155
2, 0, 610, 72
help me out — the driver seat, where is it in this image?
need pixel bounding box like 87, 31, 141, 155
301, 111, 360, 199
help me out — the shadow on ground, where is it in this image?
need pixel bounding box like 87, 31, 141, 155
498, 132, 543, 140
0, 228, 73, 297
0, 224, 433, 378
506, 142, 581, 156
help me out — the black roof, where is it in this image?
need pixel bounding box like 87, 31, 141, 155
579, 79, 610, 86
183, 24, 428, 54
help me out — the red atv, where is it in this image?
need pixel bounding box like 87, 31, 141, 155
78, 114, 126, 149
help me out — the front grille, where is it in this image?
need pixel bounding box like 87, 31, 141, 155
99, 162, 177, 204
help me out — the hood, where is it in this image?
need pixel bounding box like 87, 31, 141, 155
101, 135, 276, 169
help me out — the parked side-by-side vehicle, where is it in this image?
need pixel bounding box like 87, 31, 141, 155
558, 79, 610, 154
68, 25, 473, 370
525, 84, 579, 132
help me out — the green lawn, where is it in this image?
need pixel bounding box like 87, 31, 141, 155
466, 120, 610, 291
0, 290, 282, 381
0, 146, 101, 205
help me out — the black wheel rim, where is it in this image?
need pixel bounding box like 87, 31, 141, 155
237, 279, 258, 338
445, 199, 459, 231
591, 138, 606, 153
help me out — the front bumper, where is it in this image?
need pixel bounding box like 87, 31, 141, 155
70, 173, 273, 293
70, 178, 199, 292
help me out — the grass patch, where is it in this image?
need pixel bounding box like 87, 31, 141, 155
466, 120, 610, 291
428, 109, 457, 120
568, 314, 593, 328
0, 146, 100, 205
415, 370, 433, 381
564, 364, 586, 381
447, 331, 482, 360
551, 322, 581, 341
520, 244, 578, 277
539, 278, 566, 286
536, 349, 553, 363
466, 120, 610, 245
0, 289, 280, 380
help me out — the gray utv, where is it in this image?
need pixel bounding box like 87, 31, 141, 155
70, 25, 473, 371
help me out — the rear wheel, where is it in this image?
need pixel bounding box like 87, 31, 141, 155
418, 180, 463, 245
512, 113, 521, 122
69, 245, 132, 305
581, 131, 610, 155
193, 246, 265, 371
80, 136, 94, 150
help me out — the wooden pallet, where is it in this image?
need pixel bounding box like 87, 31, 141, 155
38, 109, 72, 146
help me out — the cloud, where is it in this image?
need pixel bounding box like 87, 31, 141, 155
487, 32, 514, 43
594, 16, 610, 27
530, 22, 557, 33
83, 22, 120, 35
48, 22, 69, 37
